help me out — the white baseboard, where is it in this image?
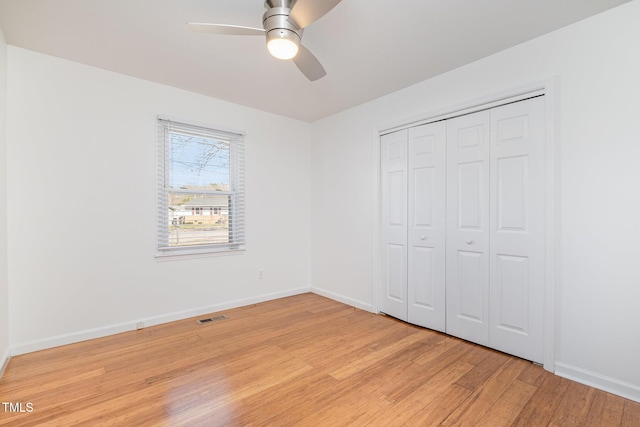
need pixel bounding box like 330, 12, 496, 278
0, 347, 10, 379
310, 287, 374, 312
10, 287, 311, 356
555, 361, 640, 403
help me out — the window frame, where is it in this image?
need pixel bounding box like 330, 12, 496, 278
156, 116, 245, 258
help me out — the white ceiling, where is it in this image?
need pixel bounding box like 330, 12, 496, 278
0, 0, 631, 122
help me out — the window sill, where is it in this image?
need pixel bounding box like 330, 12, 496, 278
155, 245, 245, 262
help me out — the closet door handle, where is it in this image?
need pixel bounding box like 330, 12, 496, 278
420, 235, 427, 241
465, 240, 474, 245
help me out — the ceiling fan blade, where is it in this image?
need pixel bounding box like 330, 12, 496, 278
293, 44, 326, 81
187, 23, 265, 36
288, 0, 342, 28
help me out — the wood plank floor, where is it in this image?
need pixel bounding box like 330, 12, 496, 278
1, 293, 638, 426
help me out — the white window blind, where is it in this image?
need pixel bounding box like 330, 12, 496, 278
157, 117, 245, 256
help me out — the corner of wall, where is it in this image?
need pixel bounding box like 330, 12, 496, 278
0, 25, 10, 377
310, 287, 374, 313
0, 349, 9, 379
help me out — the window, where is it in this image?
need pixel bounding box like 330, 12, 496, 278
157, 117, 245, 256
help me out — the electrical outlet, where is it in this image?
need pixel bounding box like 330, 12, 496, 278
258, 269, 264, 279
136, 321, 145, 330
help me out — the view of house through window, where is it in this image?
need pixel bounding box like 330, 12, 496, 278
157, 118, 245, 254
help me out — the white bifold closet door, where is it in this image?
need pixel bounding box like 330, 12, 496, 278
407, 122, 447, 331
489, 97, 545, 363
381, 122, 447, 330
445, 110, 492, 345
446, 96, 545, 363
381, 96, 546, 363
380, 129, 409, 321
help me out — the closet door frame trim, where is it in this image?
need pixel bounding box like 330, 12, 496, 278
372, 78, 559, 373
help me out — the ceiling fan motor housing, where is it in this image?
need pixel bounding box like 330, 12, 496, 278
265, 0, 297, 9
263, 6, 302, 49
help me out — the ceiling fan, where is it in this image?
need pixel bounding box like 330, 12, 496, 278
188, 0, 342, 81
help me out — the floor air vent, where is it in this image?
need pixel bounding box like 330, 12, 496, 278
196, 315, 228, 325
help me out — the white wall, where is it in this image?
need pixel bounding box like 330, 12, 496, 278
0, 26, 10, 371
6, 47, 311, 353
311, 1, 640, 401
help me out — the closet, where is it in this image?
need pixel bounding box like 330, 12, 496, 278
380, 96, 545, 363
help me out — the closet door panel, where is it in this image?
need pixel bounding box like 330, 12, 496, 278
381, 130, 408, 321
446, 111, 491, 346
495, 255, 529, 330
489, 97, 545, 363
457, 161, 484, 228
407, 122, 446, 331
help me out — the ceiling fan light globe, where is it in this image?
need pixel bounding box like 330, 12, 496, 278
267, 38, 299, 59
266, 28, 300, 60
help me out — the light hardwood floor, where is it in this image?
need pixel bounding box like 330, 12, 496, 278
1, 293, 639, 426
